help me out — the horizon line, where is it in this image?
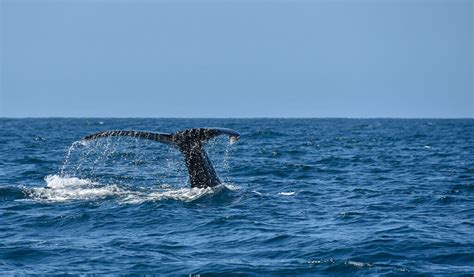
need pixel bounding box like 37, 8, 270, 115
1, 116, 473, 120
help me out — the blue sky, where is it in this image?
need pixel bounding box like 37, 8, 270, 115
1, 0, 472, 118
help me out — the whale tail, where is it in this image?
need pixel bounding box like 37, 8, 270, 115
83, 127, 239, 148
83, 128, 240, 188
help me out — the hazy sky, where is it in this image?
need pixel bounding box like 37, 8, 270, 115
1, 0, 472, 118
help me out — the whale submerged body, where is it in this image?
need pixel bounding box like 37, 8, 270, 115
83, 128, 240, 188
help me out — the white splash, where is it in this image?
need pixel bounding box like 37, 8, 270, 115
121, 186, 217, 204
23, 175, 233, 204
24, 175, 126, 202
60, 140, 88, 175
223, 183, 240, 191
44, 174, 96, 189
278, 191, 296, 196
346, 260, 372, 268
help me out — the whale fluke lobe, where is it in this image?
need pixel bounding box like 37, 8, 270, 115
83, 130, 174, 145
82, 128, 240, 188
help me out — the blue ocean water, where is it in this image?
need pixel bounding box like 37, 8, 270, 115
0, 118, 473, 275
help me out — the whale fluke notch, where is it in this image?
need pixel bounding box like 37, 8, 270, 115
82, 128, 240, 188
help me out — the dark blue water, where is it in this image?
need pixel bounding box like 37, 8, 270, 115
1, 118, 473, 275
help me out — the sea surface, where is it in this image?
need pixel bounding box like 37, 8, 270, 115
0, 118, 473, 275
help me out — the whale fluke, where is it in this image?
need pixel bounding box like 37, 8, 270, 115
84, 130, 174, 144
83, 128, 240, 188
